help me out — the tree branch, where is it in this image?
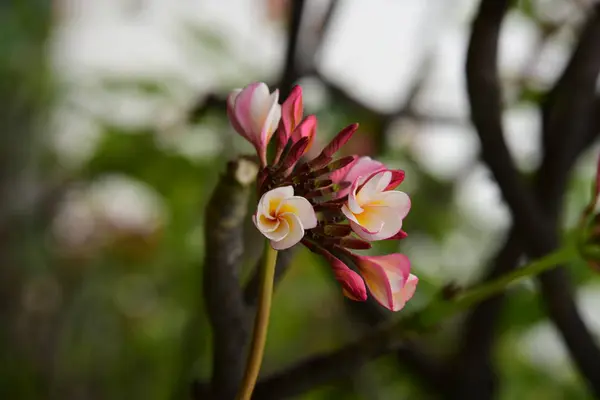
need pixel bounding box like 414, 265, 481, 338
251, 323, 413, 400
279, 0, 307, 99
533, 6, 600, 396
341, 297, 446, 392
315, 71, 465, 127
448, 232, 523, 398
311, 0, 339, 61
463, 0, 600, 397
202, 157, 258, 400
466, 0, 552, 241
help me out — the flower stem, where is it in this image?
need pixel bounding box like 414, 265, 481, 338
236, 241, 278, 400
454, 246, 573, 308
410, 246, 575, 329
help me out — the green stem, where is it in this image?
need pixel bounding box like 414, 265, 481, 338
409, 246, 575, 329
236, 241, 278, 400
456, 246, 573, 307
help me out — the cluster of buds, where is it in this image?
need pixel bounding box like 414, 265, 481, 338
227, 82, 417, 311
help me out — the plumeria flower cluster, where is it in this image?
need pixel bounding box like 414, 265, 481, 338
227, 82, 417, 311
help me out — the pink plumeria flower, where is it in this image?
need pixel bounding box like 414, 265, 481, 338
253, 186, 317, 250
341, 170, 410, 241
348, 252, 418, 312
227, 82, 282, 166
275, 85, 304, 158
330, 156, 386, 198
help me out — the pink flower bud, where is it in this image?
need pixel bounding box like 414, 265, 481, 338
344, 251, 417, 312
302, 240, 367, 301
278, 85, 303, 147
290, 115, 317, 151
309, 124, 359, 170
227, 82, 282, 166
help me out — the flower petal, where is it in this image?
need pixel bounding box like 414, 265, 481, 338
352, 206, 387, 234
312, 245, 367, 301
258, 186, 294, 216
253, 213, 288, 241
356, 171, 390, 205
338, 269, 368, 301
329, 158, 357, 184
396, 273, 418, 308
350, 207, 402, 241
281, 85, 303, 139
384, 230, 408, 241
330, 156, 386, 198
260, 89, 281, 148
370, 191, 411, 219
290, 115, 317, 150
385, 169, 405, 191
250, 83, 272, 134
278, 196, 317, 229
352, 253, 412, 311
234, 82, 262, 136
321, 123, 359, 158
255, 213, 279, 233
346, 177, 364, 214
346, 157, 386, 185
227, 89, 245, 137
271, 212, 304, 250
355, 260, 393, 310
341, 204, 360, 225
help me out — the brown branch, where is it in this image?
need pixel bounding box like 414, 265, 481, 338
193, 320, 420, 400
279, 0, 306, 99
461, 1, 600, 397
452, 6, 600, 395
315, 72, 465, 127
311, 0, 339, 60
539, 2, 600, 211
251, 323, 414, 400
533, 7, 600, 396
342, 298, 446, 393
466, 0, 551, 240
202, 157, 258, 400
450, 101, 600, 398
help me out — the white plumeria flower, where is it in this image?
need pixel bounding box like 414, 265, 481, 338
227, 82, 282, 165
253, 186, 317, 250
341, 170, 411, 241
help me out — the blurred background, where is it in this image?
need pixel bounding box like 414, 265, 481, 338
2, 0, 600, 399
